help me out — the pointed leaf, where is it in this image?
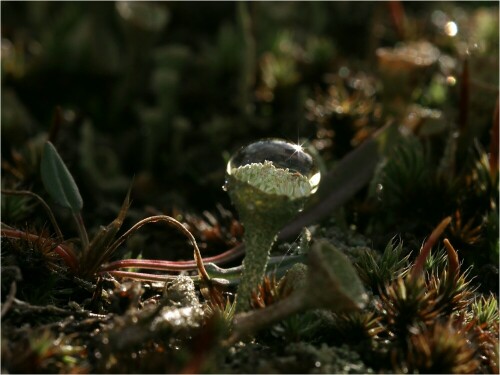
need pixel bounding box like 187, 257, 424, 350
41, 141, 83, 213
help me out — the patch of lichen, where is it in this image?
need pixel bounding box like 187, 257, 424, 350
225, 173, 308, 230
230, 161, 313, 199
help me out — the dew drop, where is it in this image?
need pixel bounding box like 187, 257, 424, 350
226, 138, 321, 194
446, 75, 456, 86
444, 21, 458, 37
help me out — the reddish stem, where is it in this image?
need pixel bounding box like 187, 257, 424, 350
1, 228, 79, 273
162, 243, 244, 266
101, 243, 244, 272
105, 270, 179, 282
410, 216, 452, 280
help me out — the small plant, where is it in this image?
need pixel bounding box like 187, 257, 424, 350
224, 138, 321, 311
400, 320, 480, 374
355, 236, 410, 292
1, 141, 214, 284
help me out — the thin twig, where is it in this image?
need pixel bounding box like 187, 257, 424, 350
10, 298, 108, 319
0, 266, 21, 319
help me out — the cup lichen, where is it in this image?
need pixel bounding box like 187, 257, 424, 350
225, 139, 320, 312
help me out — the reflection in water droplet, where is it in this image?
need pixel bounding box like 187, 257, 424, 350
226, 138, 321, 194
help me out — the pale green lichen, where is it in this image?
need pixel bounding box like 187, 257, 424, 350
230, 161, 313, 199
227, 163, 312, 313
226, 146, 320, 313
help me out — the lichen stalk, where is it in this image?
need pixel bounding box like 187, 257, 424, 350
235, 220, 282, 312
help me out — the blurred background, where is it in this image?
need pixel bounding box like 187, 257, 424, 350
2, 2, 498, 245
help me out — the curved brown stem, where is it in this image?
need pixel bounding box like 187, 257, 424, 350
98, 243, 244, 274
101, 215, 211, 283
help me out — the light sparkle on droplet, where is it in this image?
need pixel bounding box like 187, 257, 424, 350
226, 138, 321, 194
444, 21, 458, 37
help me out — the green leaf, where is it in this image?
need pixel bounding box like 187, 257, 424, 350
307, 240, 368, 312
41, 141, 83, 213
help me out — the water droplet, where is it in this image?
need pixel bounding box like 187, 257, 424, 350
315, 361, 321, 368
444, 21, 458, 37
446, 75, 456, 86
226, 138, 321, 194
